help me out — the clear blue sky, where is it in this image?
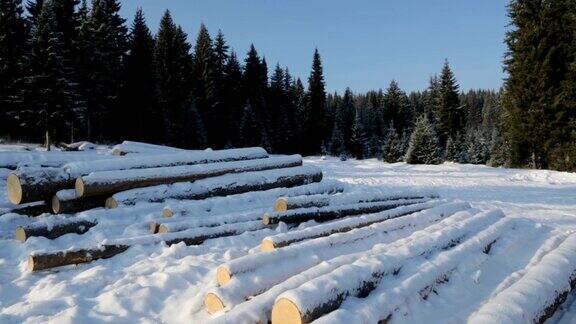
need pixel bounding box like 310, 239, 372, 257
119, 0, 509, 94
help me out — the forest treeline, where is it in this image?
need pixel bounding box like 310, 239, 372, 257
0, 0, 574, 171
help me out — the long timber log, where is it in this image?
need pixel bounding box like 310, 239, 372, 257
161, 180, 346, 218
262, 198, 426, 226
16, 218, 98, 242
273, 190, 438, 212
106, 165, 323, 208
272, 213, 511, 324
0, 202, 52, 217
27, 221, 267, 271
51, 189, 107, 214
7, 147, 269, 205
76, 155, 302, 198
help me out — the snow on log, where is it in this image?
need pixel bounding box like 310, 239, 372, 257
28, 244, 130, 271
64, 147, 268, 176
468, 233, 576, 324
261, 199, 445, 251
0, 202, 52, 217
110, 141, 186, 155
311, 217, 514, 324
206, 202, 471, 314
15, 218, 98, 242
262, 198, 427, 226
271, 210, 508, 324
273, 189, 438, 212
76, 155, 302, 198
29, 221, 267, 271
7, 167, 74, 204
161, 180, 345, 218
155, 209, 265, 234
106, 165, 323, 208
0, 151, 112, 170
51, 189, 107, 214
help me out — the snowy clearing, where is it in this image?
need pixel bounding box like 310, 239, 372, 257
1, 152, 576, 323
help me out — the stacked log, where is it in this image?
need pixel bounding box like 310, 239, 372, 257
110, 141, 186, 156
0, 202, 51, 217
106, 165, 323, 208
7, 167, 75, 205
271, 212, 511, 324
51, 189, 107, 214
76, 155, 302, 198
28, 244, 130, 271
16, 218, 98, 242
262, 198, 426, 225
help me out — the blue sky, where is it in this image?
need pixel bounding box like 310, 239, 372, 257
119, 0, 509, 93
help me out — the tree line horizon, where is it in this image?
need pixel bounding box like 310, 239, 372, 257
0, 0, 574, 171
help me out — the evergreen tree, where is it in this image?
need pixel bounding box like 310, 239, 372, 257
434, 60, 462, 147
212, 29, 230, 146
241, 44, 269, 147
119, 8, 157, 142
0, 0, 28, 138
466, 130, 490, 164
239, 99, 270, 150
25, 0, 43, 27
504, 0, 576, 170
405, 116, 441, 165
383, 123, 403, 163
301, 49, 326, 155
350, 111, 369, 159
222, 50, 243, 147
154, 10, 194, 146
384, 80, 412, 135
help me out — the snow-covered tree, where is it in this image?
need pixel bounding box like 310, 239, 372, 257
405, 116, 441, 164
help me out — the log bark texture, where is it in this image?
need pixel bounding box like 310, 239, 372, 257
52, 189, 107, 214
28, 244, 130, 271
16, 219, 98, 242
7, 167, 73, 204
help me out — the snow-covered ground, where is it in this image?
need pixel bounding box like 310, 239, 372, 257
1, 154, 576, 323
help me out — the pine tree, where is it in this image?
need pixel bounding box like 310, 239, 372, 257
239, 99, 270, 150
384, 80, 412, 135
350, 111, 369, 159
383, 123, 403, 163
405, 116, 441, 165
119, 8, 157, 142
434, 60, 462, 147
0, 0, 28, 138
222, 50, 243, 147
154, 10, 194, 146
241, 44, 269, 148
489, 127, 509, 167
301, 49, 326, 155
466, 130, 490, 164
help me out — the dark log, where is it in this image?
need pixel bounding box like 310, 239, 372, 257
0, 202, 52, 217
28, 244, 130, 271
7, 168, 72, 205
15, 219, 98, 242
51, 190, 107, 214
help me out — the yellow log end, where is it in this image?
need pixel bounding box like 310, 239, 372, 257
51, 195, 61, 214
105, 197, 118, 209
260, 239, 276, 252
27, 255, 36, 272
15, 227, 27, 242
216, 266, 232, 286
271, 298, 303, 324
7, 173, 23, 205
162, 208, 173, 218
157, 224, 169, 234
204, 292, 225, 314
262, 213, 271, 225
75, 177, 85, 197
274, 198, 288, 212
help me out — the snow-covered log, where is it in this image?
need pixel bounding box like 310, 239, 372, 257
308, 218, 514, 324
15, 218, 98, 242
51, 189, 107, 214
106, 165, 323, 208
261, 199, 443, 251
0, 202, 51, 217
76, 155, 302, 197
28, 244, 130, 271
7, 167, 74, 204
273, 189, 438, 212
28, 221, 267, 271
110, 141, 186, 156
65, 147, 268, 176
205, 202, 470, 314
0, 151, 111, 170
161, 180, 345, 218
262, 198, 427, 225
155, 210, 265, 233
468, 234, 576, 324
271, 210, 509, 324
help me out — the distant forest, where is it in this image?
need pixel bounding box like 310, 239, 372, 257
0, 0, 574, 171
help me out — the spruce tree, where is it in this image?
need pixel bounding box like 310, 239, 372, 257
350, 111, 369, 160
119, 8, 157, 142
302, 49, 326, 155
434, 60, 462, 147
383, 123, 403, 163
222, 50, 243, 147
0, 0, 28, 138
384, 80, 412, 135
405, 116, 441, 165
466, 130, 490, 164
25, 0, 43, 27
241, 44, 269, 148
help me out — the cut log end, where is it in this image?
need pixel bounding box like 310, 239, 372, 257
15, 227, 27, 242
75, 177, 85, 197
262, 213, 272, 225
216, 266, 232, 286
27, 255, 36, 272
51, 195, 61, 214
157, 224, 169, 234
272, 298, 302, 324
274, 198, 288, 212
162, 208, 173, 218
204, 293, 225, 314
7, 173, 23, 205
105, 197, 118, 209
111, 148, 125, 156
260, 239, 276, 252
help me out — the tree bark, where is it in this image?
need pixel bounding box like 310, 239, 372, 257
16, 219, 98, 242
28, 244, 130, 271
